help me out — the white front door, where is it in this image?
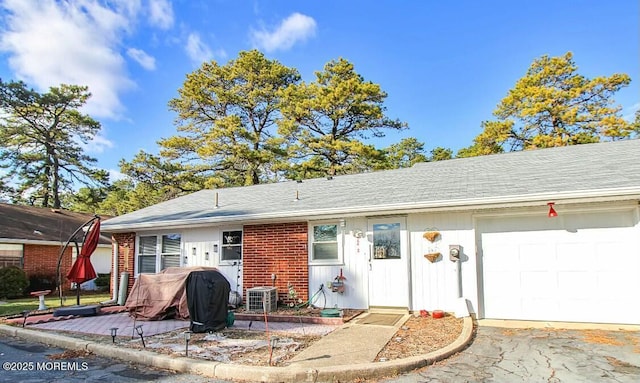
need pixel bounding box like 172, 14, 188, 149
367, 217, 410, 308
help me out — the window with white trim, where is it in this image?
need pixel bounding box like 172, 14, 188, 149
137, 234, 182, 273
221, 230, 242, 262
161, 234, 181, 269
310, 223, 340, 263
138, 236, 157, 273
0, 243, 23, 268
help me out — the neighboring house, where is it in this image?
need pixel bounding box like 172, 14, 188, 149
102, 140, 640, 325
0, 204, 112, 291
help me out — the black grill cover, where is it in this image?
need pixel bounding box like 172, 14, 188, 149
186, 270, 230, 332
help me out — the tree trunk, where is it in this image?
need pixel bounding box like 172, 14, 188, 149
51, 152, 61, 209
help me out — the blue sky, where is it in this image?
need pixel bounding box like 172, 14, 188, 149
0, 1, 638, 182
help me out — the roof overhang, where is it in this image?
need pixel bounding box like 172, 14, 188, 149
101, 187, 640, 233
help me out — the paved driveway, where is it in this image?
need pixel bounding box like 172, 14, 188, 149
379, 326, 640, 383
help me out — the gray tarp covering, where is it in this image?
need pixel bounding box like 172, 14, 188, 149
125, 266, 221, 321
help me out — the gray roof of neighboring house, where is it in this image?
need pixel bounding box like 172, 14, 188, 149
0, 204, 111, 245
102, 139, 640, 232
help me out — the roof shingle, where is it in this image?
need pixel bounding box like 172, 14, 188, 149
102, 139, 640, 231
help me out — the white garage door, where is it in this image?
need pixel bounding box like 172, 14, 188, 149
479, 209, 640, 324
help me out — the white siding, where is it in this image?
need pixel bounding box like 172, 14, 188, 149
181, 227, 242, 293
408, 212, 476, 314
73, 245, 112, 290
308, 217, 369, 309
309, 213, 478, 312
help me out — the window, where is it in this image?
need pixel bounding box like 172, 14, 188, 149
161, 234, 181, 269
311, 224, 339, 262
138, 236, 157, 273
137, 234, 182, 273
372, 223, 401, 259
0, 244, 23, 268
221, 230, 242, 262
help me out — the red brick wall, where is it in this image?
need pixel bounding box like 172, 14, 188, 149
111, 233, 135, 298
242, 222, 308, 305
23, 244, 73, 291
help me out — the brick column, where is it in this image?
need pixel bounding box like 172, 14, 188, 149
111, 233, 136, 299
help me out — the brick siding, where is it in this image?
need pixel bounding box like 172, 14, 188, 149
242, 222, 308, 305
23, 244, 73, 291
111, 233, 135, 297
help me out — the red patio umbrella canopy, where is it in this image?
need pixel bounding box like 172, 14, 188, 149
66, 219, 100, 284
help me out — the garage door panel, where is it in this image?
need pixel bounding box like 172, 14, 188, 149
556, 243, 593, 270
522, 298, 559, 319
596, 243, 633, 271
598, 272, 637, 294
484, 271, 520, 298
483, 243, 519, 271
520, 244, 554, 270
521, 272, 555, 297
558, 272, 594, 298
480, 210, 639, 324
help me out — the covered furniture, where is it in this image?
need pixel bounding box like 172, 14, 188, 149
186, 269, 230, 332
125, 266, 226, 321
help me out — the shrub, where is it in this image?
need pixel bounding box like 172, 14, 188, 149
27, 274, 56, 293
94, 273, 111, 290
0, 266, 29, 299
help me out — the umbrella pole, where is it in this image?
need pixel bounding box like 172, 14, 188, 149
55, 215, 99, 306
74, 242, 81, 306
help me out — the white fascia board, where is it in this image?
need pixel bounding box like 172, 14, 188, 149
100, 187, 640, 232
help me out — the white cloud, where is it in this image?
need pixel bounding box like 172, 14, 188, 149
83, 134, 115, 154
108, 169, 127, 182
185, 32, 213, 64
127, 48, 156, 70
251, 13, 317, 52
623, 102, 640, 121
148, 0, 174, 29
0, 0, 138, 119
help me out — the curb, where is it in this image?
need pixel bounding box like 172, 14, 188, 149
0, 316, 474, 382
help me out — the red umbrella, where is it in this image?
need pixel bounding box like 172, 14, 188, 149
67, 219, 100, 304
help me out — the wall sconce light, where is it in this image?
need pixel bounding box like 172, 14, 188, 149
110, 327, 118, 343
184, 330, 192, 356
547, 202, 558, 218
192, 247, 197, 256
135, 325, 146, 347
205, 252, 209, 261
213, 244, 218, 253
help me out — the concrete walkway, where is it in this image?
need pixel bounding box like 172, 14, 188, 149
290, 314, 410, 367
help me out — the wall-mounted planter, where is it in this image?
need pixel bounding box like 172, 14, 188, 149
423, 231, 440, 242
424, 252, 441, 263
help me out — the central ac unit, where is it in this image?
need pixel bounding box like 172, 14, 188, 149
246, 286, 278, 312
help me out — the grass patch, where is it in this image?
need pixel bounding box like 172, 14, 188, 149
0, 293, 111, 317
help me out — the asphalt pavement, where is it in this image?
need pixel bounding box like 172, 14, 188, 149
0, 337, 223, 383
2, 324, 639, 382
377, 326, 640, 383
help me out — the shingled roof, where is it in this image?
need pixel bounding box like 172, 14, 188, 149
0, 204, 110, 245
102, 139, 640, 232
